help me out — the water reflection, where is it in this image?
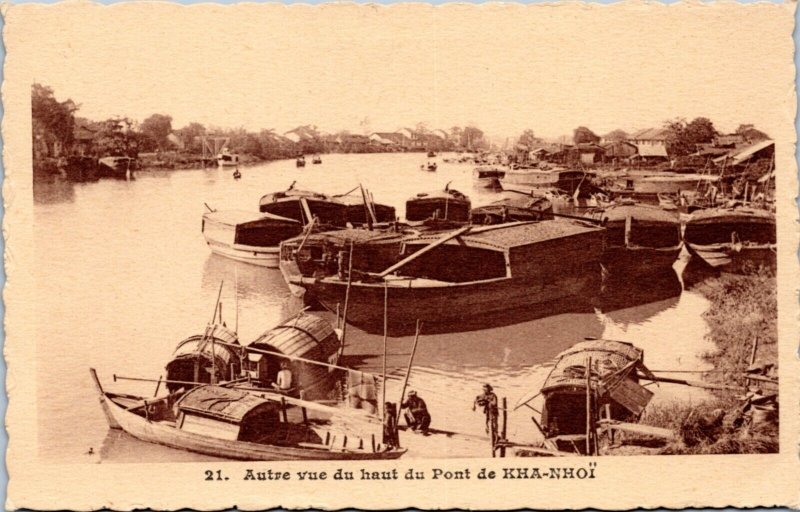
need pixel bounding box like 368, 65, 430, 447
33, 176, 76, 205
599, 269, 682, 325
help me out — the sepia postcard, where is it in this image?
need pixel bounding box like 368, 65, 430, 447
3, 1, 799, 509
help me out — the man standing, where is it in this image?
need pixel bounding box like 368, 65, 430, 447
401, 390, 431, 434
473, 383, 499, 439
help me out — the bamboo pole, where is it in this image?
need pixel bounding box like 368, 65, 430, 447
500, 397, 508, 457
585, 356, 592, 455
398, 320, 422, 407
337, 240, 355, 360
153, 375, 163, 397
381, 281, 389, 413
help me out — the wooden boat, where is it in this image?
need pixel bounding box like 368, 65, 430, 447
245, 313, 342, 401
426, 162, 438, 172
587, 201, 682, 277
202, 209, 303, 267
472, 166, 506, 188
500, 168, 590, 195
296, 156, 306, 167
624, 173, 719, 195
333, 193, 396, 227
515, 339, 655, 455
279, 228, 408, 296
98, 156, 136, 179
427, 151, 436, 158
165, 323, 241, 392
216, 148, 240, 167
312, 155, 322, 165
405, 187, 471, 223
90, 370, 406, 461
232, 169, 242, 180
287, 220, 605, 335
683, 205, 776, 273
259, 186, 348, 228
470, 195, 553, 225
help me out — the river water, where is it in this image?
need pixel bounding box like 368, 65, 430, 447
32, 152, 716, 462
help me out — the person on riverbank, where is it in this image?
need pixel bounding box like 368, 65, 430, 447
473, 383, 499, 438
401, 390, 431, 434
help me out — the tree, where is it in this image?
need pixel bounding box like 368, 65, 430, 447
603, 129, 628, 142
664, 117, 717, 156
518, 129, 537, 148
573, 126, 600, 144
176, 122, 206, 152
450, 126, 463, 145
94, 117, 142, 157
460, 126, 485, 150
736, 124, 770, 142
140, 113, 173, 150
31, 83, 79, 156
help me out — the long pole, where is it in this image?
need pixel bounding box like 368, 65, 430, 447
234, 266, 240, 334
585, 356, 592, 455
337, 241, 355, 360
381, 281, 389, 412
398, 320, 422, 406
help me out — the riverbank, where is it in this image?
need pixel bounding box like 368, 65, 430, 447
636, 270, 778, 455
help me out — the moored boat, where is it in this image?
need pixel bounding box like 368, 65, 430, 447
587, 201, 682, 277
287, 220, 605, 335
683, 205, 776, 273
202, 209, 303, 267
98, 156, 136, 179
500, 167, 590, 195
472, 166, 506, 188
165, 323, 241, 392
514, 339, 655, 455
216, 148, 240, 167
90, 369, 406, 461
244, 313, 342, 401
259, 185, 348, 228
296, 156, 306, 167
332, 190, 396, 226
470, 195, 553, 224
405, 186, 471, 223
312, 155, 322, 164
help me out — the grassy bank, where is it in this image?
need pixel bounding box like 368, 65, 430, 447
636, 270, 778, 455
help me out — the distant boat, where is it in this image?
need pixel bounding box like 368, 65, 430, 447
89, 369, 406, 461
683, 206, 776, 273
217, 148, 240, 167
615, 172, 719, 195
98, 156, 136, 179
470, 195, 553, 224
312, 156, 322, 165
514, 339, 655, 455
426, 162, 437, 172
500, 168, 590, 195
202, 209, 303, 267
287, 220, 605, 335
296, 156, 306, 167
233, 169, 242, 180
472, 166, 506, 188
405, 187, 471, 223
427, 151, 436, 158
588, 202, 682, 277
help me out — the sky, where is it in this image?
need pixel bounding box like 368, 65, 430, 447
12, 2, 795, 142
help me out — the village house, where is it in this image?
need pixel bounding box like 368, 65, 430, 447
627, 128, 670, 160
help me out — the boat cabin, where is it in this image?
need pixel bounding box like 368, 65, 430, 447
259, 189, 348, 227
594, 203, 681, 250
174, 385, 323, 446
165, 324, 241, 392
203, 210, 303, 249
471, 196, 554, 225
245, 314, 342, 400
405, 189, 471, 223
334, 194, 397, 226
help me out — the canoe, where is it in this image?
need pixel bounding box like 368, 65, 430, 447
90, 369, 406, 461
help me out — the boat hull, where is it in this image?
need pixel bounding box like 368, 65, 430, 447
292, 269, 600, 336
206, 239, 280, 267
685, 243, 776, 273
101, 394, 403, 461
601, 245, 682, 277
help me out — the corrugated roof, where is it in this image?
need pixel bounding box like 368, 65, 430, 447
249, 313, 339, 359
714, 139, 774, 166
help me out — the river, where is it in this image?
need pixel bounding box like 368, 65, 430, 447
32, 152, 716, 462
